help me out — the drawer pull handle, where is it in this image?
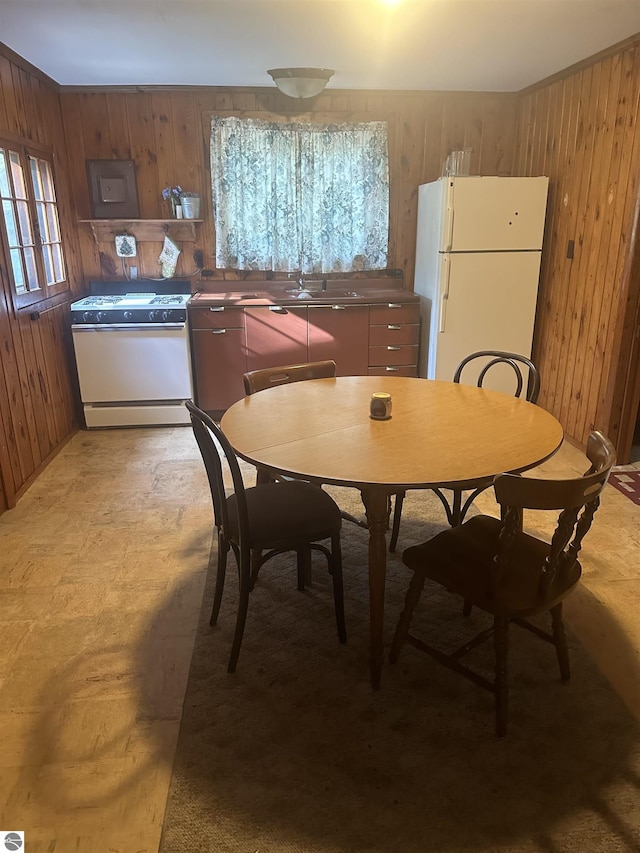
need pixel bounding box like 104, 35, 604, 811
385, 366, 400, 371
387, 324, 401, 330
387, 345, 401, 351
211, 329, 227, 334
269, 306, 289, 314
209, 306, 225, 312
331, 304, 346, 310
388, 303, 402, 308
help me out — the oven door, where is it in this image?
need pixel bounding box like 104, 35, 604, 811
71, 323, 192, 403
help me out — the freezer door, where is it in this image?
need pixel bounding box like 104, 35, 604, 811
430, 251, 542, 395
443, 176, 549, 252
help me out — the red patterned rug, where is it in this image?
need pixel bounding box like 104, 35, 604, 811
609, 469, 640, 505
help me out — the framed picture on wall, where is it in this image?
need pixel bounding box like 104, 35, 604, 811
86, 159, 140, 218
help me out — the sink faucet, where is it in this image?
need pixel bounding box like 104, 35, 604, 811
289, 271, 306, 291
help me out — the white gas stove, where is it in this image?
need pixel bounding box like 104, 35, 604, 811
70, 281, 193, 428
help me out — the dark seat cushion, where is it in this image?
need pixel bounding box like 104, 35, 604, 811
402, 515, 581, 616
226, 480, 342, 549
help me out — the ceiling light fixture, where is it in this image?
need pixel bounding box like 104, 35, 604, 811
267, 67, 335, 99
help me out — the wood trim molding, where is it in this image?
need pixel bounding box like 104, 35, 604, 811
59, 83, 519, 99
12, 429, 78, 506
519, 33, 640, 95
606, 188, 640, 460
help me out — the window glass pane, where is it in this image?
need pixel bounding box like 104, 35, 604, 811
10, 248, 26, 293
42, 245, 53, 284
52, 244, 65, 281
46, 204, 60, 241
24, 247, 39, 290
29, 157, 44, 201
36, 201, 48, 240
10, 151, 27, 199
0, 150, 10, 197
2, 199, 19, 246
16, 200, 34, 245
41, 160, 55, 202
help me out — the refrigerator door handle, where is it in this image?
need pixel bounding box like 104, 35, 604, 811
443, 186, 455, 251
439, 257, 451, 333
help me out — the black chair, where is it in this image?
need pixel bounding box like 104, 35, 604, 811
390, 430, 615, 736
186, 400, 346, 673
452, 350, 540, 403
389, 350, 540, 552
243, 361, 369, 531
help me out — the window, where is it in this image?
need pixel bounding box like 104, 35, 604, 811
210, 117, 389, 274
0, 139, 67, 308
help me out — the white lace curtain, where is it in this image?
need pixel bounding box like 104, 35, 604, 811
210, 116, 389, 273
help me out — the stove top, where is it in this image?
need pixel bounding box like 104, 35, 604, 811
72, 293, 188, 309
70, 281, 192, 325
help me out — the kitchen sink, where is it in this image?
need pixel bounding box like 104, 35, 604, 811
284, 289, 361, 299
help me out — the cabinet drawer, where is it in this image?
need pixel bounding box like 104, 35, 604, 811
368, 366, 418, 377
369, 302, 419, 325
369, 323, 419, 347
369, 344, 419, 366
190, 305, 245, 329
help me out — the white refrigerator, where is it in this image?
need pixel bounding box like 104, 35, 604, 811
414, 175, 549, 394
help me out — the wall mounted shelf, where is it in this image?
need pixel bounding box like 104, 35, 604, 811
79, 219, 203, 244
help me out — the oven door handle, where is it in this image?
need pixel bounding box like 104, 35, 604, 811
72, 323, 186, 331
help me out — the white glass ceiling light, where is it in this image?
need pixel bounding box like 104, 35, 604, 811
267, 68, 335, 99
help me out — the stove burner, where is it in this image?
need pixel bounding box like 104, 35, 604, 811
82, 296, 123, 306
150, 295, 185, 305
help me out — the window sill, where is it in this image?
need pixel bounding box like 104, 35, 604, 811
14, 287, 71, 315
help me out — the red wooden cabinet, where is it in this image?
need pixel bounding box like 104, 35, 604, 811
368, 302, 420, 376
308, 304, 369, 375
190, 296, 421, 414
190, 306, 247, 412
244, 306, 308, 371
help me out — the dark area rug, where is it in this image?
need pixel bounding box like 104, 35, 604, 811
609, 469, 640, 505
158, 488, 640, 853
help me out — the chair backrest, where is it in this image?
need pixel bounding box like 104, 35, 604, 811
186, 400, 249, 548
493, 430, 616, 597
453, 350, 540, 403
243, 360, 337, 395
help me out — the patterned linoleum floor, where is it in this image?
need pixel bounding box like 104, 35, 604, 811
0, 426, 639, 852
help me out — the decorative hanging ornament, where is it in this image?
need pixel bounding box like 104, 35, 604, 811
158, 234, 181, 278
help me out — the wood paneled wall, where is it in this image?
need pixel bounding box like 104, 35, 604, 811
59, 87, 518, 290
516, 39, 640, 449
2, 34, 638, 512
0, 48, 83, 508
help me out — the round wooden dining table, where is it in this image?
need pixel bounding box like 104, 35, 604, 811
220, 375, 564, 689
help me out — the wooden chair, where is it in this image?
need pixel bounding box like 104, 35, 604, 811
242, 361, 368, 530
390, 430, 615, 736
243, 359, 337, 395
186, 400, 346, 674
389, 350, 540, 552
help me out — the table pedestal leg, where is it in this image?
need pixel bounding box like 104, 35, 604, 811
361, 486, 389, 690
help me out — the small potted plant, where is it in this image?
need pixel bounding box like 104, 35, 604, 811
162, 185, 183, 218
180, 191, 201, 220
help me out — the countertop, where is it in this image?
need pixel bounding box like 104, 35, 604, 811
189, 287, 419, 307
